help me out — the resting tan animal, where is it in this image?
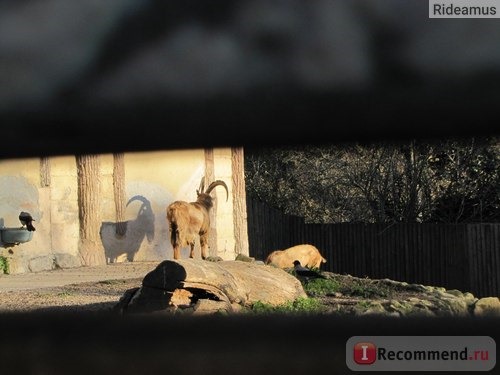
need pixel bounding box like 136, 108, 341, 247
265, 244, 327, 269
167, 177, 228, 260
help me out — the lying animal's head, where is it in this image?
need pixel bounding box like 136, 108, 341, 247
264, 250, 282, 264
195, 178, 229, 208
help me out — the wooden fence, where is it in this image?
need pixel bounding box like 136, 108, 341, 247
246, 198, 500, 298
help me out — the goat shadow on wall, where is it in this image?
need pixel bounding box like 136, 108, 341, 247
100, 195, 155, 263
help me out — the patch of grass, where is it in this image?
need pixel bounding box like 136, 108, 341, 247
249, 301, 275, 314
347, 280, 391, 299
250, 297, 325, 315
303, 278, 341, 297
299, 274, 390, 299
281, 297, 325, 313
316, 274, 392, 299
0, 256, 9, 274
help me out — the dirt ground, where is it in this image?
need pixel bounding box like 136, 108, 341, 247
0, 261, 436, 315
0, 261, 161, 313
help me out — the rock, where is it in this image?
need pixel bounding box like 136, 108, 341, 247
235, 254, 255, 263
464, 292, 476, 301
325, 273, 480, 318
436, 296, 469, 317
205, 256, 223, 262
170, 289, 193, 307
463, 292, 478, 307
473, 297, 500, 317
116, 286, 172, 314
115, 260, 499, 319
387, 300, 413, 316
355, 301, 386, 316
446, 289, 464, 298
118, 259, 306, 315
193, 300, 232, 315
28, 255, 54, 273
223, 260, 307, 305
24, 253, 82, 273
54, 253, 81, 269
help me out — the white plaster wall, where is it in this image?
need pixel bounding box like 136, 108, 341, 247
212, 148, 236, 260
0, 148, 239, 272
100, 149, 206, 262
0, 158, 53, 273
49, 156, 79, 261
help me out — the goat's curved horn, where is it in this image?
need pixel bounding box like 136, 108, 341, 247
197, 176, 205, 196
205, 180, 229, 201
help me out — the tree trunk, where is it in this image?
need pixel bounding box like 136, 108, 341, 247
76, 154, 106, 266
232, 147, 249, 256
204, 148, 217, 256
113, 153, 127, 236
40, 157, 51, 187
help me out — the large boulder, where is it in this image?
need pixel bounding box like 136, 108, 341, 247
473, 297, 500, 317
116, 259, 306, 315
315, 273, 480, 318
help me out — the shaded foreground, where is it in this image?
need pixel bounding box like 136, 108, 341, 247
0, 262, 499, 375
0, 313, 498, 375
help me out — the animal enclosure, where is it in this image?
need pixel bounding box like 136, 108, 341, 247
247, 198, 500, 298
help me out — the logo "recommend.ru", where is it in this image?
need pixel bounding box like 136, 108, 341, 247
346, 336, 496, 372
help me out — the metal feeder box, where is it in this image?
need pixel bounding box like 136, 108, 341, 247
0, 228, 33, 245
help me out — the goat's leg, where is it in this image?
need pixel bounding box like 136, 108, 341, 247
200, 233, 209, 260
173, 245, 181, 260
189, 243, 195, 258
170, 223, 181, 260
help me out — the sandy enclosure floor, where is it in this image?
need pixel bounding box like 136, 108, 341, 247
0, 261, 161, 313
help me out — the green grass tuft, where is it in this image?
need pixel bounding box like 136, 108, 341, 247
250, 297, 325, 314
347, 280, 391, 298
0, 256, 9, 274
303, 278, 341, 296
301, 274, 392, 299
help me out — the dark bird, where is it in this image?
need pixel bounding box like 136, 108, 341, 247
19, 211, 36, 231
293, 260, 325, 279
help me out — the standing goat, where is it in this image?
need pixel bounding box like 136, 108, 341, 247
167, 177, 228, 260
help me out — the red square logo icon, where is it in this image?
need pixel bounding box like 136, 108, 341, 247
354, 342, 377, 365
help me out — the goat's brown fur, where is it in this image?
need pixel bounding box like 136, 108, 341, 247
166, 179, 228, 260
265, 244, 327, 269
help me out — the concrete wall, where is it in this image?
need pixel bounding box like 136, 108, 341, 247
0, 148, 245, 274
211, 148, 236, 259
